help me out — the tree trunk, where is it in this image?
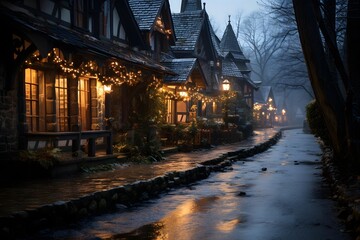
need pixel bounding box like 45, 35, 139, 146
346, 0, 360, 165
292, 0, 347, 160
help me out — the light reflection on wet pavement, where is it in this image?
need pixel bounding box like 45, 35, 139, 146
29, 129, 351, 240
0, 129, 278, 216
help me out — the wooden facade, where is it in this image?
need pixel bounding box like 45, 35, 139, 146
0, 0, 170, 155
0, 0, 258, 158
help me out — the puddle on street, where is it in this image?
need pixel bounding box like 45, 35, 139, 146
108, 222, 166, 240
30, 163, 250, 240
107, 196, 221, 239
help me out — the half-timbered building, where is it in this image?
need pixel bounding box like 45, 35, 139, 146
129, 0, 210, 124
171, 0, 224, 120
253, 86, 277, 127
219, 18, 258, 123
0, 0, 171, 157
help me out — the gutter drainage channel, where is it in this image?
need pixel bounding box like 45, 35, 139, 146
0, 131, 282, 239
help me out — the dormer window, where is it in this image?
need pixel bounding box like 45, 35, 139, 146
100, 0, 111, 38
73, 0, 85, 28
112, 7, 126, 40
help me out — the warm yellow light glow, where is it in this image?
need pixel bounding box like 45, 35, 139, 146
103, 84, 112, 93
216, 219, 241, 232
179, 91, 188, 98
269, 97, 273, 102
253, 103, 262, 111
282, 109, 286, 115
222, 79, 230, 91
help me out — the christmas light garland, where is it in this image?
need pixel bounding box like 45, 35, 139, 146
25, 48, 236, 105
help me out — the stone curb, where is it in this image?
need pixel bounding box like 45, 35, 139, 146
321, 147, 360, 239
0, 131, 282, 239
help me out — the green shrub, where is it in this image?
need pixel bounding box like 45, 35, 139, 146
306, 99, 330, 145
19, 148, 60, 169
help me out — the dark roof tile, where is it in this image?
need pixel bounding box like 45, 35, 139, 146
220, 22, 250, 62
181, 0, 202, 12
222, 60, 242, 78
171, 11, 204, 52
128, 0, 163, 30
162, 58, 197, 83
2, 9, 172, 74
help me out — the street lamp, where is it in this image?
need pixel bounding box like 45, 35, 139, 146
222, 79, 230, 91
222, 79, 231, 129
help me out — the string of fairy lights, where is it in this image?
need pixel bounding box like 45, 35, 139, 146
25, 48, 236, 103
25, 49, 144, 86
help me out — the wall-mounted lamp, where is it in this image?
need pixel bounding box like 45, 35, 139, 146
103, 84, 112, 93
179, 91, 188, 98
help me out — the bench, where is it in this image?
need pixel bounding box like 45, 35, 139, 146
26, 130, 113, 157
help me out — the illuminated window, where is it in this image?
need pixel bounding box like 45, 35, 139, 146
25, 68, 45, 132
166, 99, 175, 123
176, 101, 188, 123
55, 76, 69, 131
78, 78, 91, 130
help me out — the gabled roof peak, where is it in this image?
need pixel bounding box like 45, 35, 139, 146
220, 20, 242, 54
181, 0, 202, 12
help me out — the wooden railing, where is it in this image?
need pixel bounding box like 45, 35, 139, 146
26, 130, 113, 157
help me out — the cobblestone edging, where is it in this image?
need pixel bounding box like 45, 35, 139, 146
321, 147, 360, 240
0, 131, 282, 239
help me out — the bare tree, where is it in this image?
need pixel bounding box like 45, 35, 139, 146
239, 12, 285, 85
234, 11, 243, 39
257, 0, 314, 98
293, 0, 360, 166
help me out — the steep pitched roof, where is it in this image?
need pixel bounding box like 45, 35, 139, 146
222, 60, 242, 78
171, 10, 204, 52
254, 86, 273, 104
181, 0, 202, 12
226, 52, 250, 63
115, 0, 145, 47
220, 21, 250, 63
162, 58, 206, 87
128, 0, 163, 31
243, 75, 259, 89
220, 21, 242, 53
1, 7, 173, 74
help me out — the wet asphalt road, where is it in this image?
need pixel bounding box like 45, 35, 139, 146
32, 129, 351, 240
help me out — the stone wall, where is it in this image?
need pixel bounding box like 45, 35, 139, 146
0, 167, 211, 238
0, 89, 18, 152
